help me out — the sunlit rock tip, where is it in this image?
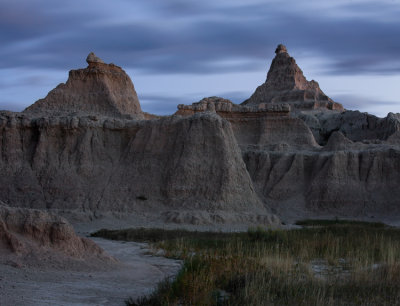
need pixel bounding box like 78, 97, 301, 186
86, 52, 104, 64
243, 43, 344, 112
24, 52, 143, 118
275, 44, 288, 54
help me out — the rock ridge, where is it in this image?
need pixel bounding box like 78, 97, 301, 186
1, 46, 400, 226
0, 111, 279, 227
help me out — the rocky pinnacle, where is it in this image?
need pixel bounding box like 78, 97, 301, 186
86, 52, 105, 64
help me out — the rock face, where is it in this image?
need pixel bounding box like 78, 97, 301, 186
173, 45, 400, 221
242, 44, 344, 111
1, 46, 400, 226
243, 145, 400, 220
0, 111, 277, 226
24, 53, 143, 118
176, 97, 318, 150
177, 96, 291, 115
298, 110, 400, 145
0, 204, 112, 266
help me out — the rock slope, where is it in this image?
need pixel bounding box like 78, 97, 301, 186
175, 45, 400, 221
0, 204, 112, 267
1, 45, 400, 225
298, 110, 400, 145
24, 53, 143, 118
242, 44, 344, 111
0, 110, 277, 226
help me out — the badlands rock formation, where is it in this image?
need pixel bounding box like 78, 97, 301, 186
298, 109, 400, 145
24, 53, 143, 118
1, 46, 400, 225
0, 203, 112, 267
242, 44, 344, 112
0, 111, 277, 225
176, 46, 400, 221
176, 97, 318, 150
0, 53, 277, 227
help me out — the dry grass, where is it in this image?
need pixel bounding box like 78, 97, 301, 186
93, 222, 400, 305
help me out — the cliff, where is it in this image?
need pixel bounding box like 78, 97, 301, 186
1, 46, 399, 226
0, 111, 277, 226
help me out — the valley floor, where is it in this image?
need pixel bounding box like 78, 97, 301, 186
0, 238, 181, 306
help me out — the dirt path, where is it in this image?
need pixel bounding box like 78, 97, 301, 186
0, 238, 181, 306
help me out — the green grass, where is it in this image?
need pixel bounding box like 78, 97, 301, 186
92, 222, 400, 305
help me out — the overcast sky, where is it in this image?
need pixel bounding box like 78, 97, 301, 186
1, 0, 400, 117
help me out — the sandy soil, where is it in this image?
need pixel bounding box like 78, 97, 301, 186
0, 237, 182, 306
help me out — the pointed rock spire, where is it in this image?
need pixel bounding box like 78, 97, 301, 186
275, 44, 288, 54
243, 44, 344, 111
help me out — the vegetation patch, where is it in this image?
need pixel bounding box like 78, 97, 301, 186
295, 218, 386, 228
93, 222, 400, 305
91, 228, 233, 244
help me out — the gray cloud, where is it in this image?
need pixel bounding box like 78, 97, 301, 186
333, 94, 400, 110
0, 101, 25, 112
1, 0, 400, 117
139, 90, 254, 115
1, 0, 400, 76
139, 93, 200, 115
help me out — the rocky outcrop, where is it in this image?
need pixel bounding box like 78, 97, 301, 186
177, 96, 291, 115
0, 204, 112, 266
298, 110, 400, 145
24, 53, 143, 119
86, 52, 104, 64
173, 45, 400, 222
176, 97, 317, 150
243, 146, 400, 220
322, 131, 354, 151
0, 111, 277, 226
1, 45, 400, 226
242, 44, 344, 111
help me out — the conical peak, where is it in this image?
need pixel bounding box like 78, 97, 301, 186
242, 45, 344, 111
86, 52, 104, 64
275, 44, 288, 54
266, 45, 306, 91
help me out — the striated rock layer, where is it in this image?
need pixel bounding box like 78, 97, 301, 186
298, 110, 400, 145
1, 46, 400, 225
176, 97, 319, 150
242, 44, 344, 111
173, 46, 400, 222
24, 53, 143, 119
243, 145, 400, 220
0, 111, 277, 226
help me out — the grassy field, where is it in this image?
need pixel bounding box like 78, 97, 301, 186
92, 221, 400, 305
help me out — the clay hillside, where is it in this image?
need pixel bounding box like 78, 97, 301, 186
1, 45, 400, 227
0, 202, 114, 268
